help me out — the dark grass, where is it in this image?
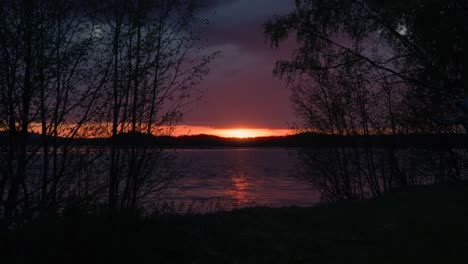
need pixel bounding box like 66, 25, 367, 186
2, 182, 468, 263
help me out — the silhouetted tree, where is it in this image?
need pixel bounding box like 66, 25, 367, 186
266, 0, 468, 131
265, 0, 468, 200
98, 0, 215, 213
0, 0, 215, 222
0, 0, 108, 220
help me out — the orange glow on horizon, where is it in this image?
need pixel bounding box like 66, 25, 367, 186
17, 123, 291, 138
173, 126, 291, 138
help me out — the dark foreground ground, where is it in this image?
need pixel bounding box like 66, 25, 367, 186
2, 183, 468, 263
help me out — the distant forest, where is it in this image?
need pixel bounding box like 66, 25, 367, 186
2, 131, 468, 148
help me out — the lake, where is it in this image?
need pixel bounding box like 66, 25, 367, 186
161, 148, 321, 210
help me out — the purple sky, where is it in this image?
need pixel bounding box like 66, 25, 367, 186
181, 0, 297, 130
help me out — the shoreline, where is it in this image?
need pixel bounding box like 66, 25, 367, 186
3, 182, 468, 262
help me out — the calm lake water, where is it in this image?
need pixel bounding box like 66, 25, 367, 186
161, 148, 321, 209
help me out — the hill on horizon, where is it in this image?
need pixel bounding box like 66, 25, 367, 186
2, 131, 468, 148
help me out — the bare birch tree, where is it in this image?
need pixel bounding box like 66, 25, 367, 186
99, 0, 216, 212
0, 0, 109, 220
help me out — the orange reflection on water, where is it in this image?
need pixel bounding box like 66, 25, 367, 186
227, 174, 250, 207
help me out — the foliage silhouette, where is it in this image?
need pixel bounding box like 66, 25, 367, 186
265, 0, 468, 200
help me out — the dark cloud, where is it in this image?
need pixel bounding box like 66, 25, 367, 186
201, 0, 294, 26
194, 0, 238, 9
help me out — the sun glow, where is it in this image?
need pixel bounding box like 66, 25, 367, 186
214, 128, 288, 138
221, 128, 287, 138
173, 126, 291, 138
221, 129, 259, 138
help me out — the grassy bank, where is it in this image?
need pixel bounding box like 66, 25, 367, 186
2, 183, 468, 263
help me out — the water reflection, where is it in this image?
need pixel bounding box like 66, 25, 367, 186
162, 148, 320, 210
227, 174, 251, 208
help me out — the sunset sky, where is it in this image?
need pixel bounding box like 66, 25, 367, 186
174, 0, 296, 137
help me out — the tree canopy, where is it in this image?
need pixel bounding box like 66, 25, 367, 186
265, 0, 468, 133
